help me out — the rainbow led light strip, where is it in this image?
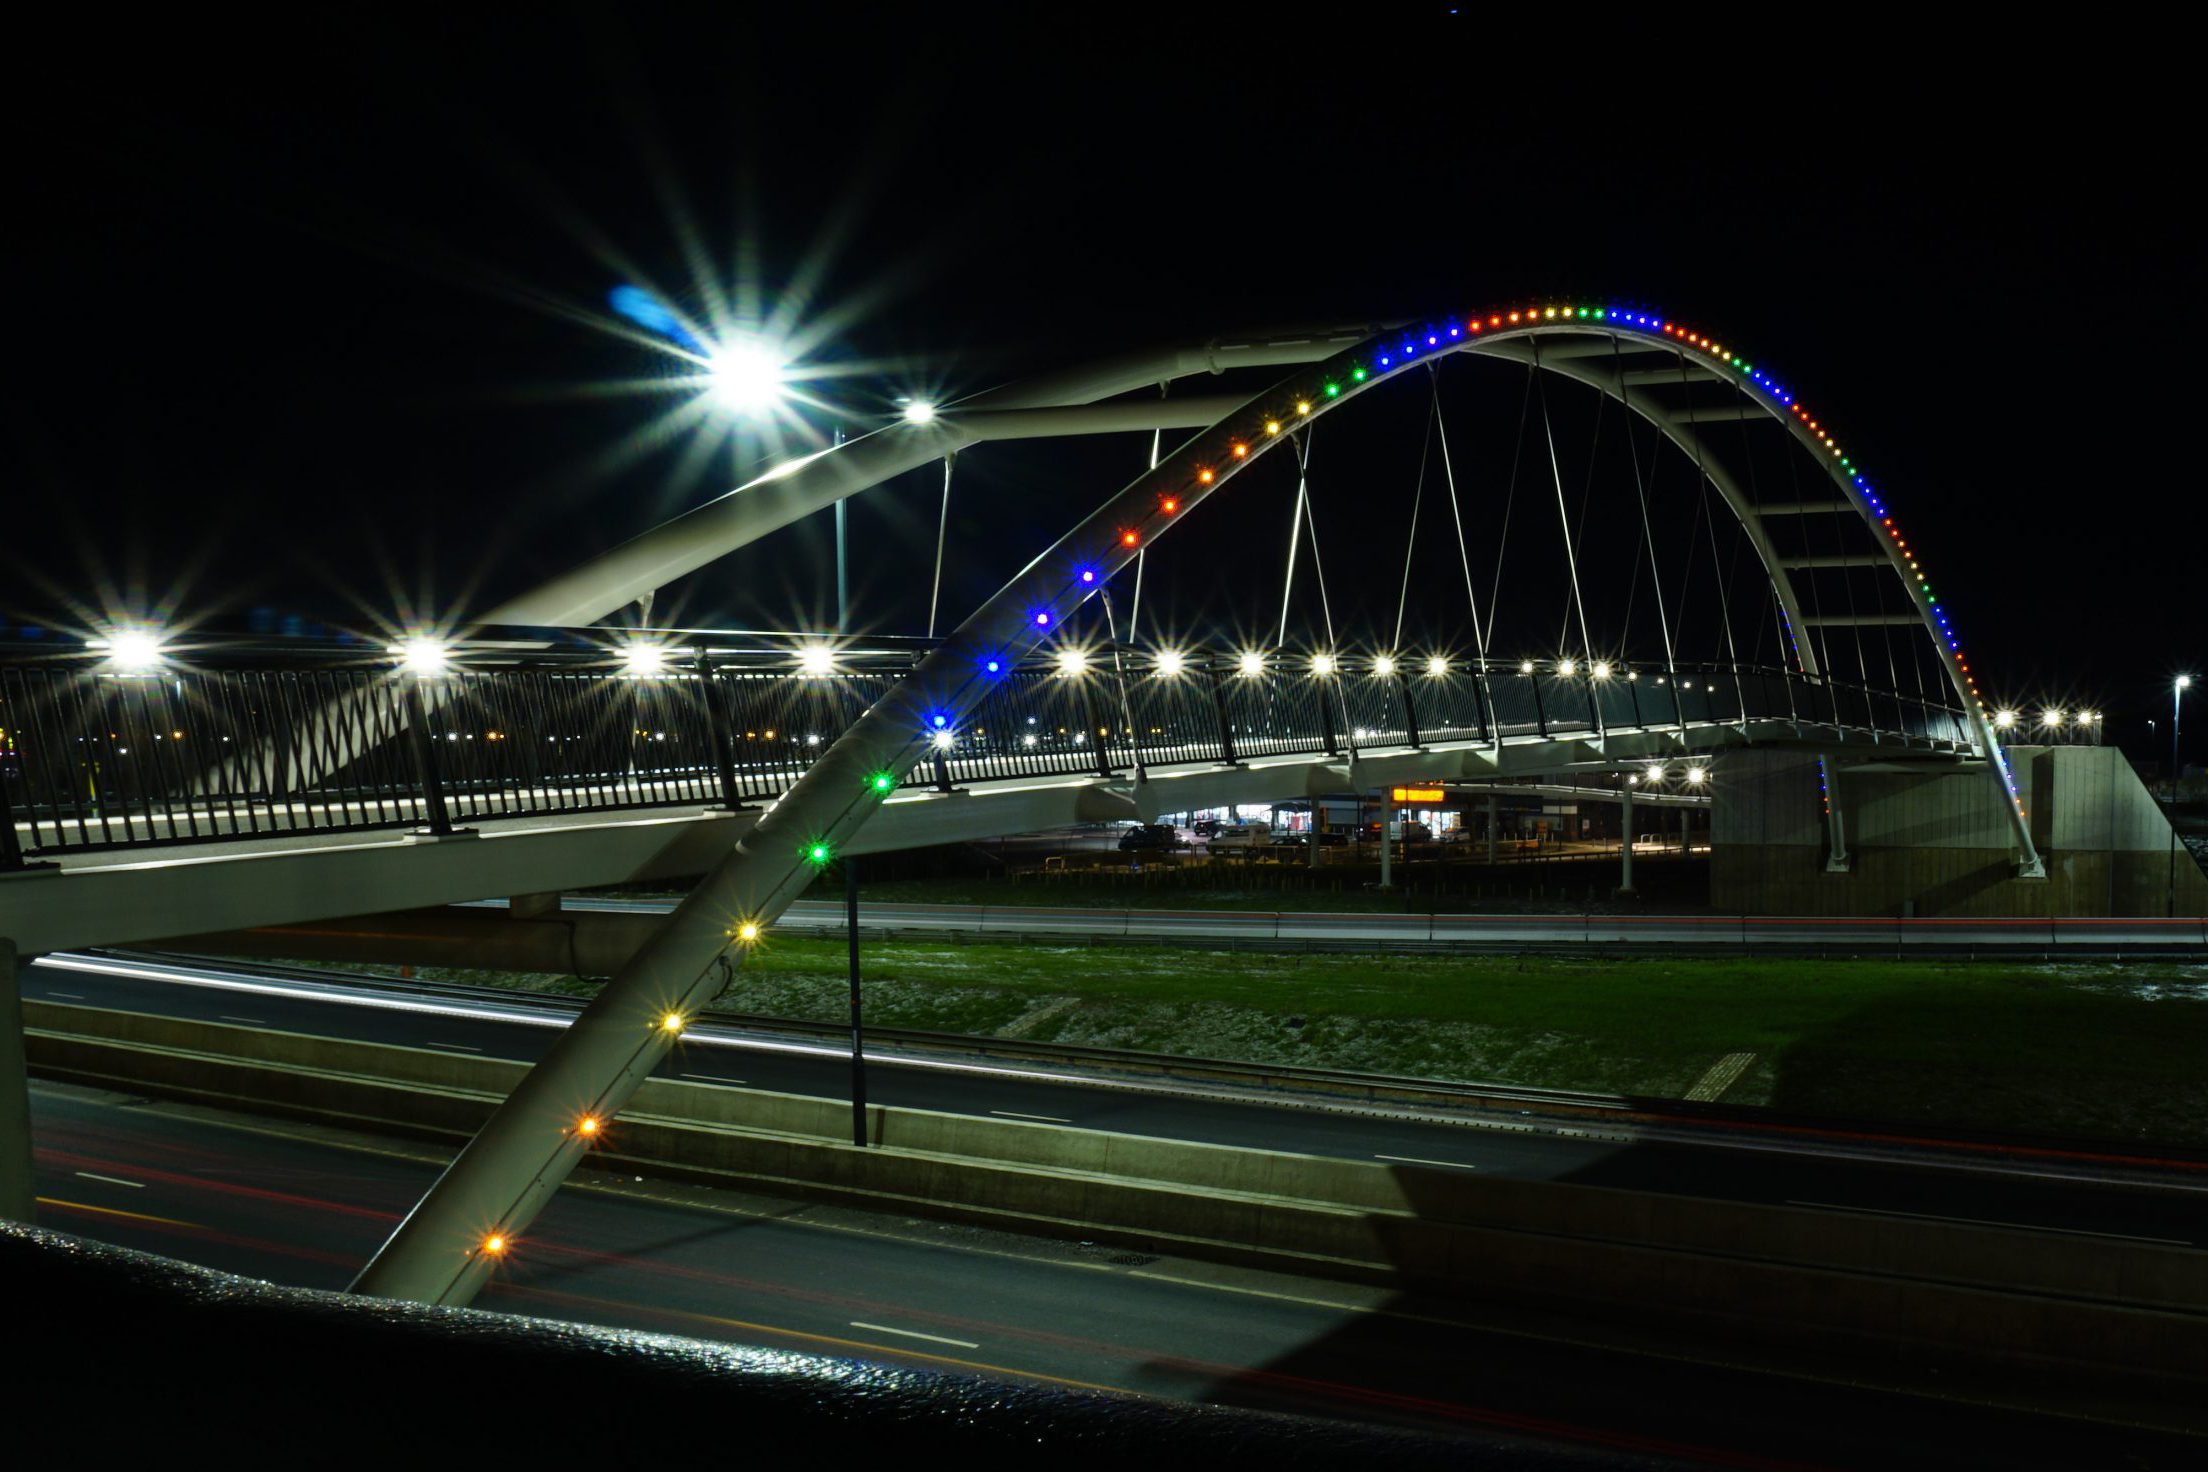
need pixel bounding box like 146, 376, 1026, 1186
1019, 302, 2020, 808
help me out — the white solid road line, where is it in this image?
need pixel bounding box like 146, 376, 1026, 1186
849, 1321, 982, 1350
428, 1041, 482, 1053
990, 1109, 1073, 1124
219, 1014, 267, 1025
681, 1072, 743, 1085
75, 1172, 146, 1189
1375, 1154, 1479, 1170
1785, 1200, 2191, 1246
46, 991, 85, 1000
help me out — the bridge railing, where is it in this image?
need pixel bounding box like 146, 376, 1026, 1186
0, 645, 1977, 864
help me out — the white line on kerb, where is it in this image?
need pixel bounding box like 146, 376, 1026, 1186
1375, 1154, 1479, 1171
46, 991, 86, 1000
219, 1015, 267, 1025
75, 1172, 145, 1189
850, 1321, 981, 1350
989, 1109, 1072, 1124
681, 1072, 742, 1085
428, 1042, 482, 1053
1785, 1200, 2190, 1246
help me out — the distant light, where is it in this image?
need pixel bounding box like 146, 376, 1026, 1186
1646, 763, 1665, 782
1685, 766, 1708, 785
99, 629, 166, 674
2180, 675, 2195, 692
1557, 659, 1578, 678
705, 338, 787, 412
1518, 659, 1536, 675
1057, 648, 1089, 676
1309, 653, 1336, 677
900, 400, 937, 425
1022, 733, 1038, 747
933, 730, 955, 749
620, 644, 668, 677
394, 637, 449, 677
1238, 651, 1265, 678
797, 644, 837, 676
2041, 708, 2064, 728
1993, 709, 2017, 729
2079, 710, 2099, 725
1373, 654, 1398, 677
1426, 655, 1449, 677
1627, 775, 1639, 785
1155, 650, 1186, 677
1591, 661, 1612, 681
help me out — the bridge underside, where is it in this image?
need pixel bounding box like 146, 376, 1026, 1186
2, 719, 1952, 954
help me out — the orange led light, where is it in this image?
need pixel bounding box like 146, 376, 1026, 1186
482, 1234, 508, 1255
1197, 469, 1214, 484
1160, 497, 1179, 513
1121, 531, 1139, 547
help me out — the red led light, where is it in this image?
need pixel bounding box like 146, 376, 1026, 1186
1197, 469, 1214, 484
1160, 497, 1179, 513
1121, 530, 1139, 547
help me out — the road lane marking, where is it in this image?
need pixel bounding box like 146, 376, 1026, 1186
219, 1014, 268, 1025
428, 1041, 482, 1052
1683, 1051, 1758, 1102
1374, 1154, 1478, 1171
74, 1171, 146, 1189
848, 1321, 981, 1349
990, 1109, 1072, 1124
45, 990, 85, 1000
681, 1072, 744, 1085
37, 1197, 196, 1228
1785, 1200, 2190, 1246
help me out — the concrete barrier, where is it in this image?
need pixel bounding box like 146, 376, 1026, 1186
24, 1000, 2208, 1404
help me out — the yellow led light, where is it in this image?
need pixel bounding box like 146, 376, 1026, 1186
481, 1234, 507, 1255
737, 921, 761, 942
661, 1013, 686, 1034
1265, 420, 1281, 435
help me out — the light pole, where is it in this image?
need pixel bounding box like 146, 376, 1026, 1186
2171, 676, 2192, 918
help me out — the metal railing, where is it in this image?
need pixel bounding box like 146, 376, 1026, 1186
0, 641, 1974, 864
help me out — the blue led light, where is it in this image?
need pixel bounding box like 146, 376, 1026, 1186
1033, 611, 1051, 627
930, 713, 948, 728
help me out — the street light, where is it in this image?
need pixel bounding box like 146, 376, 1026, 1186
797, 644, 837, 677
394, 637, 449, 677
96, 628, 166, 675
2041, 708, 2063, 730
1309, 653, 1335, 677
1685, 765, 1708, 785
2177, 676, 2193, 791
1557, 658, 1578, 677
1153, 650, 1186, 677
619, 643, 668, 678
705, 337, 788, 413
1373, 654, 1397, 677
1237, 650, 1265, 678
1426, 655, 1449, 677
1993, 709, 2017, 730
1056, 648, 1089, 676
899, 399, 938, 425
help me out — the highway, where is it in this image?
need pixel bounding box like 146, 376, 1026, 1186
24, 951, 2208, 1249
560, 895, 2208, 955
28, 1078, 2204, 1467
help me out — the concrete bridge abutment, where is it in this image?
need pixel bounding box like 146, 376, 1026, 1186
1712, 746, 2208, 917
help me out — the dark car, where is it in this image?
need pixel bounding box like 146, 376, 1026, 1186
1276, 829, 1348, 847
1117, 823, 1182, 852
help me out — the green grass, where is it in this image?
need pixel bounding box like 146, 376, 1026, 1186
360, 940, 2208, 1149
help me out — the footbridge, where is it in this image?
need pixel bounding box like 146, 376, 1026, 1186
1, 298, 2118, 1283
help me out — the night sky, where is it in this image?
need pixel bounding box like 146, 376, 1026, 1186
7, 13, 2200, 759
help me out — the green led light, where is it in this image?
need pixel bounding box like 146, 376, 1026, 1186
1324, 383, 1340, 397
1351, 367, 1367, 381
868, 771, 895, 794
1575, 307, 1588, 317
805, 842, 832, 865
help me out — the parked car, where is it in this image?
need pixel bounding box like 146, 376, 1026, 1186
1206, 823, 1272, 849
1117, 823, 1183, 852
1276, 829, 1349, 847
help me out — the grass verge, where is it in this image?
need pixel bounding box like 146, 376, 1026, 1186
311, 940, 2208, 1149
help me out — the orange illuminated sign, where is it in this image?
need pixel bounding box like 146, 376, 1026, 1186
1392, 787, 1445, 803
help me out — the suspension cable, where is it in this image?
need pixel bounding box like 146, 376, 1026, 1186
1129, 389, 1164, 645
1394, 373, 1440, 650
925, 452, 956, 641
1673, 346, 1744, 676
1532, 339, 1596, 663
1613, 337, 1679, 683
1432, 361, 1490, 665
1480, 362, 1536, 657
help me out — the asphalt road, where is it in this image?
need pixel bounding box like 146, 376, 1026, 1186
26, 952, 2208, 1249
561, 895, 2208, 954
28, 1080, 2203, 1468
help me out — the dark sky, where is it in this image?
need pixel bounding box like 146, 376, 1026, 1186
6, 11, 2200, 755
